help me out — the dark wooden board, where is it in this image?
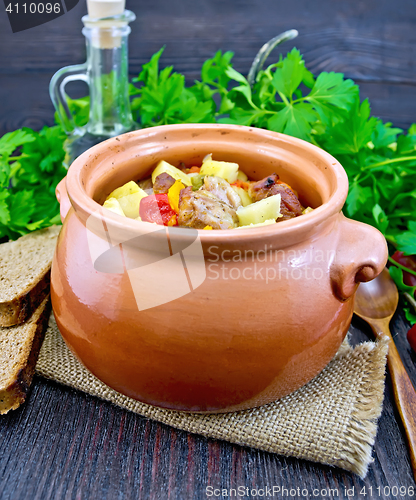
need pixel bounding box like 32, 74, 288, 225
0, 313, 415, 500
1, 0, 416, 136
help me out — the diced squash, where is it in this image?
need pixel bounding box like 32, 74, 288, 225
234, 219, 276, 229
302, 206, 314, 214
237, 170, 248, 182
203, 225, 213, 230
236, 194, 282, 226
168, 180, 185, 212
108, 181, 142, 200
232, 186, 252, 207
200, 159, 239, 183
103, 198, 126, 217
118, 191, 148, 218
106, 180, 148, 218
152, 160, 192, 187
105, 180, 148, 219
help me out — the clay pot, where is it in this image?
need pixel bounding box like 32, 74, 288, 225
53, 124, 387, 413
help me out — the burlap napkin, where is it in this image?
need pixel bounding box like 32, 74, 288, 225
36, 314, 388, 478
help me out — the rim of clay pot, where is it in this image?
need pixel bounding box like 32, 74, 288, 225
66, 124, 348, 245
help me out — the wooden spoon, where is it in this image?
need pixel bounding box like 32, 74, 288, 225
354, 267, 416, 481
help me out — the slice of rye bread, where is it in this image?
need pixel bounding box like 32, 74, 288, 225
0, 296, 51, 414
0, 226, 60, 327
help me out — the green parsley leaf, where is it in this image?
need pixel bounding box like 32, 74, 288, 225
323, 98, 378, 155
346, 183, 373, 216
404, 306, 416, 325
0, 129, 35, 157
271, 48, 305, 99
307, 72, 358, 113
0, 190, 11, 226
201, 50, 234, 89
389, 265, 416, 294
396, 221, 416, 255
372, 121, 403, 150
372, 203, 389, 234
268, 103, 316, 141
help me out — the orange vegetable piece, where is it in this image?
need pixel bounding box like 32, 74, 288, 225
188, 166, 201, 173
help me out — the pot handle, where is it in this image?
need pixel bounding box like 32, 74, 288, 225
56, 177, 71, 223
330, 214, 388, 301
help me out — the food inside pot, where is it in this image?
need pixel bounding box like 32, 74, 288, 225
103, 155, 313, 229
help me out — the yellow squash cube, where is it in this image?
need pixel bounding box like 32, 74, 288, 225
236, 194, 282, 226
103, 198, 126, 217
237, 170, 248, 182
152, 160, 192, 187
118, 191, 148, 219
108, 181, 142, 200
200, 159, 239, 183
232, 186, 252, 207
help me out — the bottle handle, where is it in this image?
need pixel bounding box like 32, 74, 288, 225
49, 63, 89, 135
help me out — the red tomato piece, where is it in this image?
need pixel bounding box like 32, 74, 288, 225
407, 324, 416, 352
139, 194, 178, 226
391, 251, 416, 288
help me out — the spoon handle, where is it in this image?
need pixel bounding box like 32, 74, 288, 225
371, 319, 416, 483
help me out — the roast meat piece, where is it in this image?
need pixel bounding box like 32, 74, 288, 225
153, 173, 176, 194
249, 174, 303, 220
178, 187, 238, 230
248, 173, 280, 201
203, 176, 242, 209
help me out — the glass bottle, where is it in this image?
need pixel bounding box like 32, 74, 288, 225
49, 10, 136, 168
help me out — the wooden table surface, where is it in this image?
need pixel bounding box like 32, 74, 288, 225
0, 315, 415, 499
1, 0, 416, 498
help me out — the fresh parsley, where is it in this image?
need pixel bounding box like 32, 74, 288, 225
0, 127, 66, 239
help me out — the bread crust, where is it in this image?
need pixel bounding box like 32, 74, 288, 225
0, 225, 59, 327
0, 269, 51, 327
0, 297, 51, 415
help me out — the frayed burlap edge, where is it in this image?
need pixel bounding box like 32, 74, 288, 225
35, 315, 389, 478
333, 337, 389, 477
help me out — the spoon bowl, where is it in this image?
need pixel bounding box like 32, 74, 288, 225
355, 268, 399, 321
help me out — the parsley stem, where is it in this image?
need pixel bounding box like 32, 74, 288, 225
389, 212, 413, 218
362, 156, 416, 171
404, 292, 416, 310
277, 91, 290, 106
353, 172, 372, 184
292, 96, 307, 104
388, 257, 416, 277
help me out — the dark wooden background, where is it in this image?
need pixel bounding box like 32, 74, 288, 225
1, 0, 416, 498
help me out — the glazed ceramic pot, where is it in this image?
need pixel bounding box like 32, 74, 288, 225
52, 124, 387, 413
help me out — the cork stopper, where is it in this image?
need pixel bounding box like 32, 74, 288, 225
83, 3, 134, 49
87, 0, 125, 19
